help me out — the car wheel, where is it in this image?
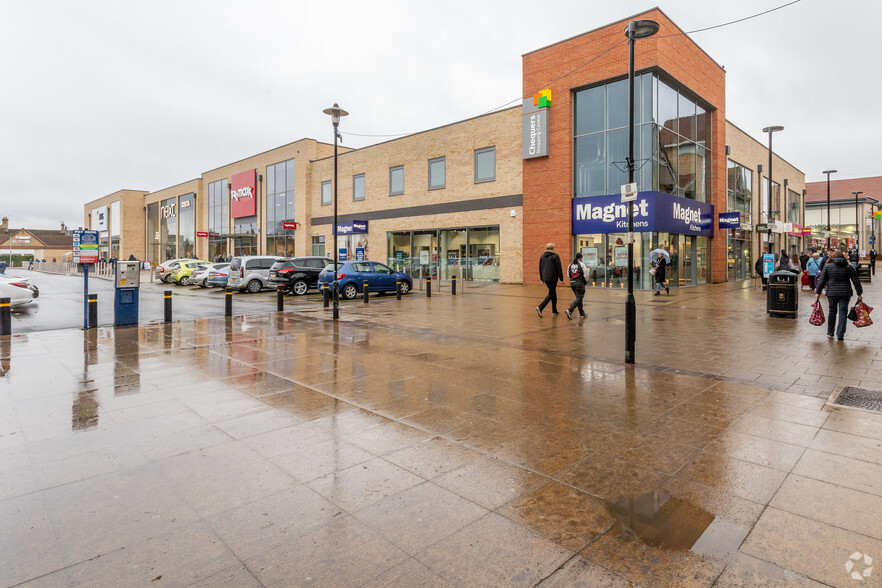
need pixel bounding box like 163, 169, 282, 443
398, 281, 411, 295
200, 278, 208, 288
290, 279, 308, 296
246, 279, 262, 294
342, 283, 359, 300
180, 276, 190, 286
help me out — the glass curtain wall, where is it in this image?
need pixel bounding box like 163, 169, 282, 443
266, 159, 296, 257
146, 202, 159, 266
110, 201, 120, 259
573, 73, 712, 289
208, 179, 228, 261
161, 197, 177, 260
178, 194, 195, 258
727, 160, 753, 280
386, 227, 500, 282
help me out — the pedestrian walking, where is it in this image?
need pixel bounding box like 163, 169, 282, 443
755, 256, 768, 290
536, 243, 563, 317
653, 256, 669, 295
806, 252, 821, 289
799, 250, 809, 271
848, 247, 859, 270
0, 260, 6, 274
565, 252, 589, 319
815, 250, 863, 341
870, 248, 877, 275
777, 250, 792, 272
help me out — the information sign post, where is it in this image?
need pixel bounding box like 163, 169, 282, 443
74, 230, 100, 330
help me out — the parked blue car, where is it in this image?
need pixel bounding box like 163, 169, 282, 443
206, 263, 230, 288
318, 261, 412, 299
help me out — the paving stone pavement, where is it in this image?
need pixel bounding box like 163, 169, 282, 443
2, 279, 882, 587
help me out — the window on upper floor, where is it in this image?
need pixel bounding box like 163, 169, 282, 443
353, 174, 365, 201
321, 181, 331, 206
389, 165, 404, 196
475, 147, 496, 183
428, 157, 445, 190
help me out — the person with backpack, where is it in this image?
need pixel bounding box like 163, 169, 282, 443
565, 252, 589, 320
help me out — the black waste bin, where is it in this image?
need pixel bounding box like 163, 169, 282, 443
858, 262, 872, 283
767, 271, 799, 318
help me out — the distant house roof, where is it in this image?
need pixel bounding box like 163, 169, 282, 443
0, 228, 74, 249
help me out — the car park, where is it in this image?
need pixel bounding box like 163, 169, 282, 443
269, 256, 333, 295
227, 256, 279, 293
0, 275, 35, 306
190, 262, 227, 288
170, 260, 211, 286
154, 258, 194, 283
318, 261, 412, 299
206, 264, 231, 288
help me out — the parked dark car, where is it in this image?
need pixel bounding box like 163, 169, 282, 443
269, 256, 333, 295
206, 263, 231, 288
318, 261, 412, 299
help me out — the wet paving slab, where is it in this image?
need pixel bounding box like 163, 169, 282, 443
3, 280, 882, 586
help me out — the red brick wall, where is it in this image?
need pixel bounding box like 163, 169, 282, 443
522, 8, 727, 285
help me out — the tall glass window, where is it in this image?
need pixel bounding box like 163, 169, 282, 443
147, 202, 159, 265
574, 73, 711, 202
178, 193, 195, 258
321, 181, 331, 205
727, 160, 753, 281
208, 179, 228, 261
428, 157, 446, 190
788, 189, 800, 224
160, 197, 177, 260
474, 147, 495, 183
266, 158, 296, 257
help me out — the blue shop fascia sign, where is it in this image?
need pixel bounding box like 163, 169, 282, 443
571, 191, 714, 237
336, 220, 368, 234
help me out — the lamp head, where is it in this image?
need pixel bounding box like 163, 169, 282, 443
322, 103, 349, 128
625, 19, 659, 40
823, 170, 838, 176
762, 125, 784, 133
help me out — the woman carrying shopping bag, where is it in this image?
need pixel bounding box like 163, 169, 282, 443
815, 250, 863, 341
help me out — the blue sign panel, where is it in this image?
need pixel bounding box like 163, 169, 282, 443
571, 191, 714, 237
338, 248, 348, 262
718, 211, 741, 229
336, 220, 368, 234
763, 253, 774, 277
355, 247, 365, 261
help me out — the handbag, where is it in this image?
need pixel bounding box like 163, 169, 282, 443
848, 305, 858, 322
853, 301, 874, 328
809, 300, 825, 326
649, 267, 657, 275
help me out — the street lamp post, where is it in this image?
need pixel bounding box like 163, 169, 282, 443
823, 170, 837, 249
762, 126, 783, 256
852, 191, 863, 249
322, 103, 349, 320
624, 18, 659, 365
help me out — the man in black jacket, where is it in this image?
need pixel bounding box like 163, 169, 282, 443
536, 243, 564, 317
815, 250, 863, 341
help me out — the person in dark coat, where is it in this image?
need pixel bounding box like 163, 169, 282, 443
565, 252, 589, 319
654, 256, 669, 295
870, 248, 877, 275
536, 243, 563, 317
815, 250, 863, 341
755, 256, 767, 290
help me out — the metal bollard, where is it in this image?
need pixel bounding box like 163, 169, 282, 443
396, 280, 401, 300
225, 287, 233, 317
164, 290, 172, 323
277, 288, 284, 311
426, 276, 431, 298
0, 297, 10, 335
452, 275, 457, 295
88, 293, 98, 329
322, 283, 329, 308
363, 280, 369, 303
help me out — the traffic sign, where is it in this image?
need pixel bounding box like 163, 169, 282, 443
73, 230, 99, 264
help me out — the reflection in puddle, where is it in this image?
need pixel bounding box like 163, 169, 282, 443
606, 492, 715, 551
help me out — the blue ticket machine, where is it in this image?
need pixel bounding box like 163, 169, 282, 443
114, 261, 140, 326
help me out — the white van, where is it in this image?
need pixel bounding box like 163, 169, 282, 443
226, 256, 279, 293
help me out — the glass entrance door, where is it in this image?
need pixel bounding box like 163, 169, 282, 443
412, 230, 437, 280
680, 235, 698, 286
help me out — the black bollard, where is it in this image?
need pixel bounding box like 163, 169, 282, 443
426, 276, 431, 298
164, 290, 172, 323
363, 280, 369, 303
396, 280, 401, 300
0, 297, 10, 335
277, 288, 284, 311
322, 283, 329, 308
452, 275, 457, 296
88, 293, 98, 329
225, 287, 233, 317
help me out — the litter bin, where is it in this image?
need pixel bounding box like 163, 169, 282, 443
767, 271, 798, 318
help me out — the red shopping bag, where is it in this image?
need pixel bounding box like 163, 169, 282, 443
801, 272, 810, 286
853, 301, 874, 328
809, 300, 825, 326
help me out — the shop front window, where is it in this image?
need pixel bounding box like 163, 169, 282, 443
146, 202, 159, 266
178, 193, 195, 258
161, 197, 177, 260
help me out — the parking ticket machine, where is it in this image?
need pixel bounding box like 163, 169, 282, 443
114, 261, 140, 326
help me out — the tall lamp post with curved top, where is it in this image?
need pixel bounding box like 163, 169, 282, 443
624, 18, 659, 365
323, 103, 349, 320
823, 169, 837, 250
762, 126, 783, 255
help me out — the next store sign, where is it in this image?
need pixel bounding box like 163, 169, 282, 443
571, 191, 714, 237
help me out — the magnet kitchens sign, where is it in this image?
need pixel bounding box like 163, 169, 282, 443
231, 169, 257, 218
522, 89, 551, 159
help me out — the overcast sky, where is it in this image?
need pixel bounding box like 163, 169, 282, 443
1, 0, 877, 230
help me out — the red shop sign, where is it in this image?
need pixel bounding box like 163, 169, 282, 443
282, 222, 297, 230
230, 169, 257, 218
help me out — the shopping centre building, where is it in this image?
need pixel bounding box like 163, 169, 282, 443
83, 8, 805, 289
804, 175, 882, 253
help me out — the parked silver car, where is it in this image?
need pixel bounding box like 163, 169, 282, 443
190, 262, 228, 288
226, 256, 279, 293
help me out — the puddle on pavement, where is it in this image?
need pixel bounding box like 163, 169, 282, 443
605, 491, 743, 557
